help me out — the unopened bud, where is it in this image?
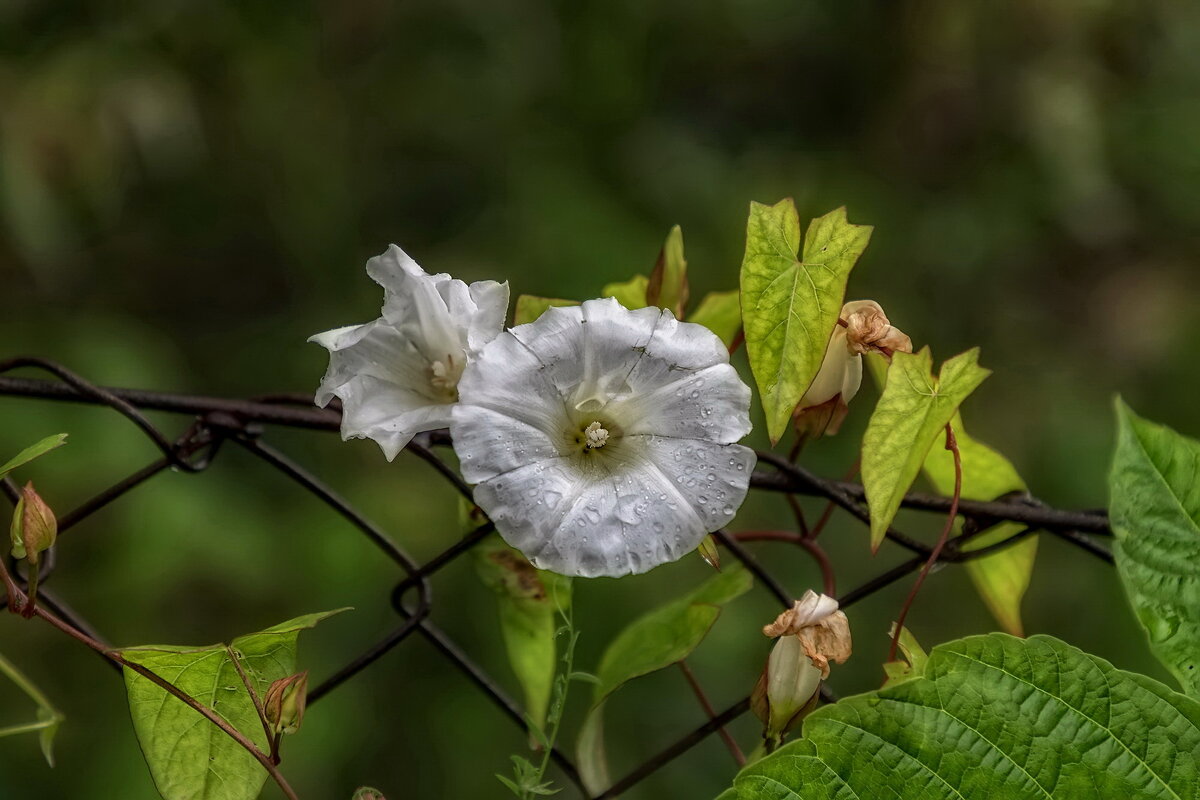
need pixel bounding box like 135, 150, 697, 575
758, 635, 823, 739
264, 672, 308, 735
794, 301, 910, 439
9, 482, 56, 564
697, 535, 720, 570
755, 591, 853, 746
351, 789, 386, 800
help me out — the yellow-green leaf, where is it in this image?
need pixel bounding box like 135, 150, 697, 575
0, 434, 68, 480
861, 347, 990, 551
740, 201, 872, 443
600, 274, 649, 310
646, 224, 688, 317
688, 289, 741, 347
514, 295, 578, 325
474, 534, 571, 736
867, 354, 1033, 634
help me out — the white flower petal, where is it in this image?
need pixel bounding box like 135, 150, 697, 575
615, 363, 752, 443
452, 404, 566, 484
632, 436, 756, 531
473, 454, 711, 577
509, 298, 663, 414
453, 331, 573, 443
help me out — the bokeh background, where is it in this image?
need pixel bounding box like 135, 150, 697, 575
2, 1, 1199, 798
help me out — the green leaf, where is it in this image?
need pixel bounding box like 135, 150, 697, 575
514, 295, 578, 326
646, 224, 688, 317
119, 609, 348, 800
740, 201, 872, 443
1110, 399, 1200, 696
576, 567, 752, 794
861, 347, 990, 551
732, 633, 1200, 799
688, 290, 742, 347
600, 274, 649, 310
474, 534, 572, 735
0, 433, 68, 479
881, 624, 928, 687
867, 354, 1033, 634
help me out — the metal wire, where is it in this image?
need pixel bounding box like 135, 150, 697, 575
0, 359, 1113, 798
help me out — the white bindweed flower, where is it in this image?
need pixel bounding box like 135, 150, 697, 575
310, 245, 508, 460
451, 297, 756, 578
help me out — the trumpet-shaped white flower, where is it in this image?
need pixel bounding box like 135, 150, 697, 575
452, 298, 756, 578
310, 245, 508, 460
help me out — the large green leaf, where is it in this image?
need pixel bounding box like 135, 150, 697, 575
513, 295, 578, 326
576, 567, 752, 794
473, 534, 571, 735
689, 289, 742, 347
732, 633, 1200, 799
119, 609, 348, 800
0, 433, 68, 479
861, 347, 990, 551
646, 224, 688, 317
1110, 399, 1200, 696
740, 201, 871, 443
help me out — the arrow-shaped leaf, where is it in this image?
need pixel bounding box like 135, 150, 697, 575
861, 347, 990, 551
740, 201, 871, 443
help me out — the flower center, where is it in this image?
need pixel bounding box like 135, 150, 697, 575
428, 354, 463, 401
583, 421, 610, 450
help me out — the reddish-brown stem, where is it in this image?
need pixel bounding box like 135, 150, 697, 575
1, 566, 299, 800
728, 329, 745, 355
806, 458, 861, 541
677, 660, 745, 767
798, 539, 836, 596
227, 645, 278, 763
785, 495, 810, 537
733, 530, 836, 596
887, 423, 961, 663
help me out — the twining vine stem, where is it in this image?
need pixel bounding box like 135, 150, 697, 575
887, 422, 962, 662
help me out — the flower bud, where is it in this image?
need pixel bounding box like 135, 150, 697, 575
794, 301, 910, 437
754, 591, 853, 746
755, 635, 823, 739
263, 672, 308, 736
9, 482, 56, 564
352, 789, 387, 800
697, 534, 721, 570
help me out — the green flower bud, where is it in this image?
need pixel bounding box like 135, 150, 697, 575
9, 482, 56, 564
351, 789, 387, 800
263, 671, 308, 735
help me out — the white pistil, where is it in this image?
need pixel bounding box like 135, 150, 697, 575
430, 355, 456, 391
583, 421, 610, 450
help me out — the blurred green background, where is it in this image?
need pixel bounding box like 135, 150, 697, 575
2, 1, 1199, 798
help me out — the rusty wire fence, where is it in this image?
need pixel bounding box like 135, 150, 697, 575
0, 356, 1115, 798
